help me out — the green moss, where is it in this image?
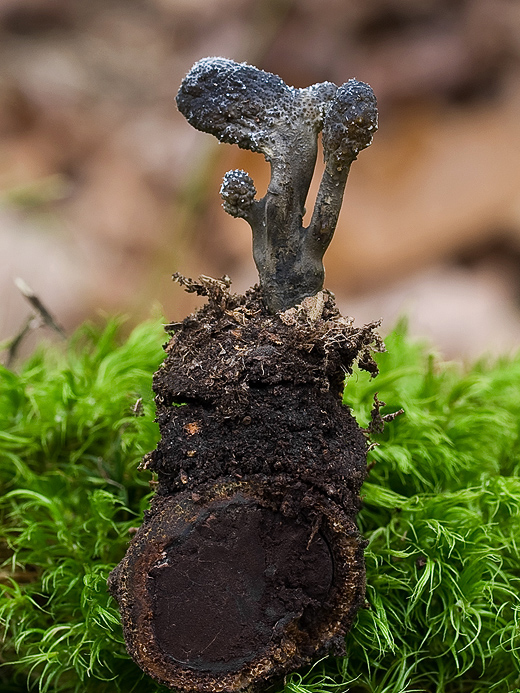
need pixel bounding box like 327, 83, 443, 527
0, 318, 166, 692
1, 318, 519, 692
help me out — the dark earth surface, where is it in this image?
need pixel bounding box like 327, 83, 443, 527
148, 277, 382, 510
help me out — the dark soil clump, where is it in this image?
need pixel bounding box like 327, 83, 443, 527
109, 277, 383, 692
148, 276, 382, 509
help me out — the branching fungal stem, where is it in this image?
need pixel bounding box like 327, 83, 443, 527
176, 57, 378, 313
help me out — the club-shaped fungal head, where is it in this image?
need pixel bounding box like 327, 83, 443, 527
177, 57, 293, 160
176, 57, 336, 162
322, 79, 378, 175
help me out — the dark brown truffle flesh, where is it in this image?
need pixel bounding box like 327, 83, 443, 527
149, 501, 332, 671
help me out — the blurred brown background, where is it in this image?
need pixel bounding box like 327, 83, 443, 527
1, 0, 520, 358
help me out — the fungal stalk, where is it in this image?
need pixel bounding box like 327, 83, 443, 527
176, 57, 378, 312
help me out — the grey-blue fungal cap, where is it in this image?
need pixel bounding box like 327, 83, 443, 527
176, 58, 378, 313
323, 79, 378, 172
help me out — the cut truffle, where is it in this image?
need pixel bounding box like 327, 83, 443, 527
108, 283, 382, 692
108, 481, 366, 692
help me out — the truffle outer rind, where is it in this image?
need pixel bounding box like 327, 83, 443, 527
108, 479, 367, 693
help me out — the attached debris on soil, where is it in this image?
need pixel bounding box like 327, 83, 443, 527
109, 277, 384, 693
367, 393, 405, 435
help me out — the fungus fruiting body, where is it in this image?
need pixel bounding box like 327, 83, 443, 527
177, 57, 377, 313
109, 58, 380, 693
